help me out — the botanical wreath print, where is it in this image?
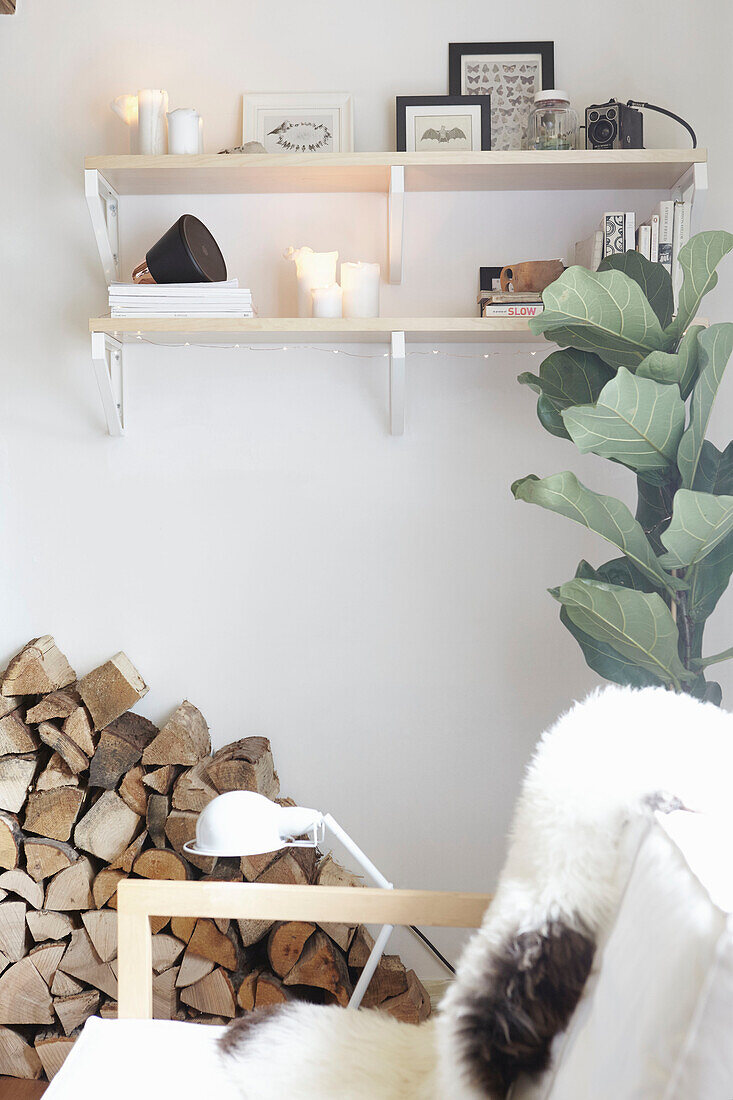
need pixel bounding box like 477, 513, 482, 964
266, 119, 333, 153
463, 59, 540, 150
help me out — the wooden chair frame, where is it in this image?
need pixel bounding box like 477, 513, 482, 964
116, 880, 492, 1019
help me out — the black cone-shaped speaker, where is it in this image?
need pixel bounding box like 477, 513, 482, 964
132, 214, 227, 283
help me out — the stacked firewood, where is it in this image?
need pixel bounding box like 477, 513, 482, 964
0, 636, 430, 1081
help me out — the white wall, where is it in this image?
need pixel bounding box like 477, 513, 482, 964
2, 0, 732, 971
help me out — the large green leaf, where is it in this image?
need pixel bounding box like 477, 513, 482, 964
693, 440, 733, 496
636, 325, 702, 400
665, 231, 733, 342
562, 368, 685, 478
659, 490, 733, 570
576, 556, 659, 593
529, 267, 671, 370
689, 676, 723, 706
598, 250, 674, 328
512, 471, 681, 594
635, 475, 677, 555
686, 532, 733, 624
518, 348, 613, 441
677, 324, 733, 488
559, 605, 664, 688
552, 578, 693, 689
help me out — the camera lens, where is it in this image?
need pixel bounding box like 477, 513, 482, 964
588, 110, 599, 122
592, 118, 616, 144
605, 109, 617, 119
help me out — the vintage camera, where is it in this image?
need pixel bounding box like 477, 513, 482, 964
585, 100, 643, 149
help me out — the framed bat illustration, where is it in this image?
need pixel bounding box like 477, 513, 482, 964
449, 41, 555, 151
396, 95, 491, 152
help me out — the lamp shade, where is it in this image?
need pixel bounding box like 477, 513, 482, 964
183, 791, 323, 857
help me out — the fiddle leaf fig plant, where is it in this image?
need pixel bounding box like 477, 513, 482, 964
514, 230, 733, 703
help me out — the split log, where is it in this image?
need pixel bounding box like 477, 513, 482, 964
0, 901, 26, 961
119, 764, 147, 817
51, 969, 84, 996
236, 968, 259, 1011
45, 858, 94, 911
0, 754, 37, 814
133, 848, 189, 881
25, 838, 78, 884
34, 1033, 76, 1080
268, 921, 315, 978
143, 764, 177, 794
0, 812, 22, 870
316, 854, 363, 950
37, 722, 88, 775
164, 809, 214, 873
0, 710, 37, 754
58, 928, 117, 999
175, 949, 214, 988
88, 713, 158, 789
237, 918, 274, 947
171, 757, 217, 813
152, 933, 184, 974
380, 969, 430, 1024
0, 1026, 42, 1078
99, 1000, 118, 1019
146, 793, 169, 849
206, 737, 279, 799
81, 910, 117, 963
255, 972, 291, 1008
54, 989, 100, 1035
78, 652, 148, 730
108, 830, 146, 873
28, 941, 65, 987
282, 929, 352, 1006
2, 636, 75, 697
0, 951, 11, 978
0, 869, 44, 909
153, 966, 179, 1019
240, 850, 281, 882
256, 847, 316, 887
348, 925, 375, 969
186, 919, 237, 970
62, 706, 95, 757
25, 787, 84, 842
0, 956, 54, 1024
75, 790, 140, 862
170, 916, 195, 944
92, 868, 125, 909
142, 701, 210, 767
36, 753, 78, 792
26, 910, 75, 944
360, 955, 409, 1008
26, 688, 80, 725
180, 967, 236, 1017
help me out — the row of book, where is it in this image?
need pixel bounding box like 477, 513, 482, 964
108, 280, 254, 318
575, 199, 689, 303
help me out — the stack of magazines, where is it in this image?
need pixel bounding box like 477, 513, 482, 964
108, 280, 254, 318
478, 291, 543, 319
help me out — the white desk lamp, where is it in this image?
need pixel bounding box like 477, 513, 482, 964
184, 790, 395, 1010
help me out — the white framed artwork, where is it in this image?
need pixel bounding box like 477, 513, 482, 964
242, 93, 354, 154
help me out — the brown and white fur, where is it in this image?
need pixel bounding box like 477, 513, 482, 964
219, 686, 733, 1098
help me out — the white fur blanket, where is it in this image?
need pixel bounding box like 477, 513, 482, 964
218, 686, 733, 1098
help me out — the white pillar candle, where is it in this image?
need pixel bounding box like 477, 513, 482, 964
167, 108, 200, 155
110, 94, 139, 152
311, 284, 343, 318
198, 116, 205, 154
137, 89, 168, 155
341, 262, 380, 318
285, 247, 339, 318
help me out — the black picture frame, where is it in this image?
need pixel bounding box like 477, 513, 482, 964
396, 95, 492, 153
449, 41, 555, 150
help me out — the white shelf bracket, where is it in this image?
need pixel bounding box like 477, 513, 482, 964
388, 166, 405, 285
91, 332, 124, 436
85, 169, 120, 283
671, 161, 708, 227
389, 331, 405, 436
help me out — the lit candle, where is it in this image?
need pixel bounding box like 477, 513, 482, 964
110, 94, 139, 152
285, 247, 339, 318
137, 89, 169, 155
167, 108, 200, 155
341, 262, 380, 318
311, 284, 343, 318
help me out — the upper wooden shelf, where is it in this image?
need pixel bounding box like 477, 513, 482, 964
85, 149, 707, 196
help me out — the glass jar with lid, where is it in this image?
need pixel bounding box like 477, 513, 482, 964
527, 90, 578, 150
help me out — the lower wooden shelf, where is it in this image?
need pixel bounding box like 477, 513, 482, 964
88, 316, 539, 344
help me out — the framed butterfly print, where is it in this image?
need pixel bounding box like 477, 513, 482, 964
449, 42, 555, 151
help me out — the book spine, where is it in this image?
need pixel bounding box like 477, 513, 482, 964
650, 214, 660, 263
603, 213, 625, 257
481, 303, 544, 318
636, 224, 651, 260
624, 211, 636, 252
672, 201, 690, 307
656, 200, 675, 273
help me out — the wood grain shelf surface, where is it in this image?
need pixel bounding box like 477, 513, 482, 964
89, 316, 543, 344
85, 149, 707, 196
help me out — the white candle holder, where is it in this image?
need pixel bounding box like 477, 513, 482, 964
137, 89, 169, 155
285, 247, 339, 318
167, 108, 201, 155
341, 261, 380, 318
110, 94, 139, 153
311, 284, 343, 318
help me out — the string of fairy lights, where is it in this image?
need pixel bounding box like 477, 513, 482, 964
123, 334, 542, 361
